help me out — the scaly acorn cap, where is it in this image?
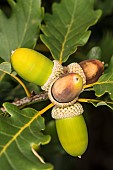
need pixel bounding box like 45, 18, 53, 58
42, 60, 86, 107
67, 62, 86, 85
41, 60, 64, 91
51, 102, 84, 119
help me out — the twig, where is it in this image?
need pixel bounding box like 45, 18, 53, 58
1, 91, 48, 113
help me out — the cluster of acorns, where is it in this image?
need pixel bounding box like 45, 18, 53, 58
11, 48, 104, 157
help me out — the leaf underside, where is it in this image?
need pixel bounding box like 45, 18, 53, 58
0, 103, 53, 170
0, 0, 43, 61
0, 62, 12, 74
41, 0, 102, 63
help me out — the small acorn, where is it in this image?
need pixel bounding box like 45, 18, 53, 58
79, 59, 104, 84
51, 73, 83, 103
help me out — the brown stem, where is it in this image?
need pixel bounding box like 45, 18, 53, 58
1, 91, 48, 113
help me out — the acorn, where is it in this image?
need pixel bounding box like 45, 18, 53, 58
11, 48, 64, 91
52, 103, 88, 157
51, 73, 83, 103
49, 74, 88, 157
79, 59, 104, 84
11, 48, 54, 86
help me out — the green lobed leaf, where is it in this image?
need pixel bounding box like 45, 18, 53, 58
0, 103, 53, 170
94, 56, 113, 100
41, 0, 102, 63
0, 0, 43, 61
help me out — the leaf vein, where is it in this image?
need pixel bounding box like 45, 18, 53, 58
59, 1, 77, 63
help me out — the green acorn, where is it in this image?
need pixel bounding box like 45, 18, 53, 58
11, 48, 54, 86
50, 73, 88, 157
52, 103, 88, 157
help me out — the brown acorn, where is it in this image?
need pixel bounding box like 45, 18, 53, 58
79, 59, 104, 84
51, 73, 83, 103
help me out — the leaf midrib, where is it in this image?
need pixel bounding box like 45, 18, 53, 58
59, 1, 77, 63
